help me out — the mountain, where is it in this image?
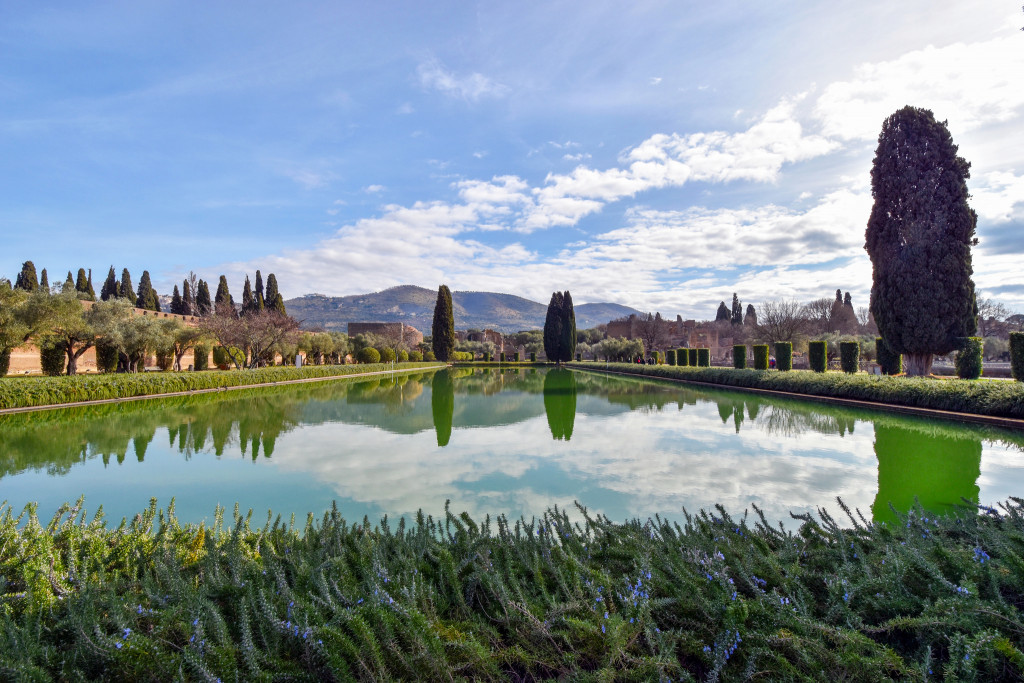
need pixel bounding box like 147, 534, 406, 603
284, 285, 642, 333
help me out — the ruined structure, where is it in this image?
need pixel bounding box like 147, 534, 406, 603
606, 314, 731, 359
347, 322, 424, 347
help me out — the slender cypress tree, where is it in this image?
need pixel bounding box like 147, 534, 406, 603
39, 269, 49, 290
120, 269, 137, 306
75, 269, 90, 298
255, 270, 265, 311
214, 275, 234, 316
195, 280, 212, 316
561, 290, 577, 363
182, 280, 195, 316
86, 269, 95, 299
241, 276, 257, 317
731, 293, 742, 325
265, 274, 286, 314
744, 304, 757, 327
543, 291, 564, 363
865, 106, 978, 376
62, 271, 75, 293
170, 285, 184, 315
715, 301, 729, 322
136, 270, 160, 311
100, 266, 118, 301
15, 261, 38, 291
431, 284, 455, 362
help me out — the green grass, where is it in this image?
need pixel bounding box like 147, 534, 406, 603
570, 362, 1024, 420
2, 497, 1024, 680
0, 362, 445, 411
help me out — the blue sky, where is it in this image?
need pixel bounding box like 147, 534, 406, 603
2, 1, 1022, 320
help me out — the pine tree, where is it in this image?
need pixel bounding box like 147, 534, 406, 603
715, 301, 729, 322
265, 274, 286, 314
215, 275, 235, 316
100, 266, 118, 301
14, 261, 38, 292
170, 285, 184, 315
431, 284, 455, 362
731, 293, 742, 325
39, 269, 49, 290
136, 271, 160, 311
866, 106, 978, 376
255, 270, 265, 311
119, 269, 137, 306
241, 276, 257, 317
182, 280, 195, 316
195, 280, 212, 316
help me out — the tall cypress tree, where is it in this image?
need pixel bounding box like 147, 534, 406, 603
182, 280, 195, 316
136, 270, 159, 311
255, 270, 265, 311
86, 269, 95, 299
214, 275, 234, 316
265, 274, 286, 314
561, 290, 577, 363
170, 285, 184, 315
14, 261, 38, 291
730, 293, 742, 326
39, 269, 49, 290
241, 276, 257, 317
75, 268, 90, 298
715, 301, 729, 322
431, 284, 455, 362
119, 269, 137, 306
865, 106, 978, 376
195, 280, 212, 316
63, 271, 75, 293
543, 291, 564, 364
100, 266, 118, 301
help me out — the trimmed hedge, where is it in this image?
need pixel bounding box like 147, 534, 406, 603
666, 349, 676, 366
500, 353, 506, 363
696, 348, 710, 367
877, 337, 902, 375
1012, 333, 1024, 381
514, 352, 520, 362
775, 342, 793, 372
192, 344, 209, 371
752, 344, 769, 370
840, 341, 860, 374
356, 347, 381, 364
0, 362, 444, 410
808, 341, 827, 373
956, 337, 983, 380
677, 348, 688, 367
530, 352, 537, 362
687, 348, 698, 367
732, 345, 747, 369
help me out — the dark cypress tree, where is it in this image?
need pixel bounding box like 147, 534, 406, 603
265, 274, 286, 314
865, 106, 978, 376
844, 291, 854, 310
543, 368, 577, 440
543, 291, 565, 363
241, 276, 257, 317
715, 301, 729, 322
560, 290, 577, 363
431, 369, 454, 447
14, 261, 38, 291
255, 270, 265, 311
170, 285, 184, 315
119, 269, 137, 306
214, 275, 235, 316
136, 270, 160, 311
86, 269, 95, 299
39, 269, 49, 290
431, 284, 455, 362
731, 293, 742, 325
182, 280, 195, 316
100, 266, 118, 301
195, 279, 212, 316
75, 268, 90, 298
62, 271, 75, 293
744, 304, 757, 327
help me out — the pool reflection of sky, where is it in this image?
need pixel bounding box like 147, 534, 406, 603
1, 368, 1023, 527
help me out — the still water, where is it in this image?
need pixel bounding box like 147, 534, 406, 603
1, 367, 1023, 526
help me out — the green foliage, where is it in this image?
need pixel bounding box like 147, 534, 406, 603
676, 348, 688, 367
530, 351, 537, 362
514, 352, 520, 362
136, 270, 160, 312
697, 348, 710, 367
956, 337, 983, 380
39, 339, 66, 376
877, 337, 903, 375
688, 348, 698, 366
357, 347, 381, 364
213, 346, 245, 369
95, 340, 119, 373
543, 290, 576, 364
775, 342, 793, 371
397, 349, 409, 362
379, 347, 396, 363
155, 351, 173, 371
6, 495, 1024, 680
192, 343, 209, 371
264, 273, 285, 315
500, 352, 505, 362
753, 344, 769, 370
0, 349, 10, 377
809, 341, 827, 373
1010, 333, 1024, 381
715, 300, 729, 321
732, 344, 747, 369
666, 349, 676, 366
840, 341, 860, 374
195, 280, 212, 316
866, 106, 978, 374
119, 268, 137, 306
431, 285, 456, 362
409, 350, 423, 362
424, 351, 436, 362
14, 260, 38, 292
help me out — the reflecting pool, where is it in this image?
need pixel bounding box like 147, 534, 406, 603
1, 367, 1022, 526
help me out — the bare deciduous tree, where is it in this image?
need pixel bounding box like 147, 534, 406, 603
755, 300, 807, 344
199, 309, 300, 369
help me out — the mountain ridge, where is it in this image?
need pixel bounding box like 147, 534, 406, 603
284, 285, 641, 333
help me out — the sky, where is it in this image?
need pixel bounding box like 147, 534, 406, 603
1, 1, 1022, 320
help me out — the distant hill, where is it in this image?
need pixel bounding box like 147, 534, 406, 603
284, 285, 641, 333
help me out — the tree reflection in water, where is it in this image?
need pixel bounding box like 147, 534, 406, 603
543, 369, 577, 441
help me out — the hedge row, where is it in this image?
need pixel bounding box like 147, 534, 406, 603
567, 362, 1024, 419
0, 362, 445, 411
3, 496, 1024, 679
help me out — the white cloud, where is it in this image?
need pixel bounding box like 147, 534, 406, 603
649, 77, 662, 86
417, 59, 509, 101
972, 170, 1024, 224
363, 184, 385, 194
395, 102, 414, 115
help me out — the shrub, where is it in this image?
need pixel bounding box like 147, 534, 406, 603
775, 342, 793, 372
193, 344, 209, 371
753, 344, 769, 370
666, 349, 676, 366
808, 341, 827, 373
424, 351, 436, 362
378, 347, 396, 362
409, 350, 423, 362
39, 340, 66, 376
356, 347, 380, 364
876, 337, 902, 375
95, 341, 119, 373
688, 348, 698, 366
677, 348, 688, 367
955, 337, 983, 379
530, 351, 536, 362
213, 346, 245, 370
697, 348, 710, 367
732, 345, 747, 369
397, 349, 409, 362
1012, 333, 1024, 381
155, 351, 173, 372
514, 352, 520, 362
839, 341, 860, 374
0, 349, 9, 377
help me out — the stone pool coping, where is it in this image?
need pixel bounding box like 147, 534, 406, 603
0, 365, 444, 416
572, 365, 1024, 431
